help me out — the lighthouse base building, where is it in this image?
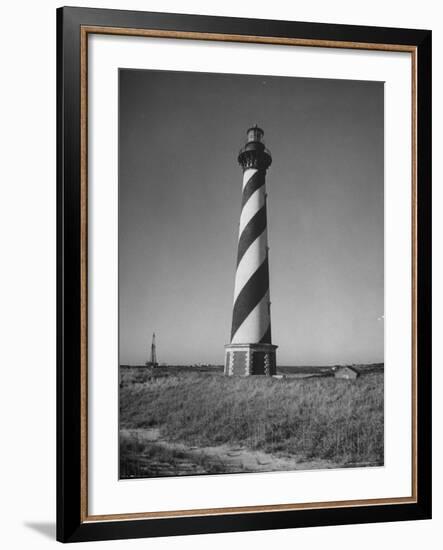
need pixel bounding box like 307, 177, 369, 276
224, 126, 277, 376
224, 343, 277, 376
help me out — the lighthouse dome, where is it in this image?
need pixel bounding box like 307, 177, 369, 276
246, 125, 265, 143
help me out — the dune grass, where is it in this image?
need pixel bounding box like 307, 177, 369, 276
120, 371, 383, 466
119, 434, 230, 478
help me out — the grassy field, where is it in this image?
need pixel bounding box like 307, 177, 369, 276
119, 366, 383, 478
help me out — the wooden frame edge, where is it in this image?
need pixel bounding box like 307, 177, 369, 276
84, 496, 416, 523
81, 25, 417, 52
411, 48, 418, 502
80, 25, 89, 524
78, 24, 420, 526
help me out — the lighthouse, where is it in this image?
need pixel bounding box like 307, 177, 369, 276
146, 332, 158, 368
224, 126, 277, 376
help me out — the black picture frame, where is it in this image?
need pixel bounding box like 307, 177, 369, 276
57, 6, 432, 543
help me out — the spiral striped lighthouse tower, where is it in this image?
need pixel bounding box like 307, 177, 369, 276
224, 126, 277, 376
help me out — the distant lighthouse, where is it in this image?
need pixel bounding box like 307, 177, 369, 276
224, 126, 277, 376
146, 332, 158, 368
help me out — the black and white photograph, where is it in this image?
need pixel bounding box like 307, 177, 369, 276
1, 0, 436, 545
118, 68, 384, 479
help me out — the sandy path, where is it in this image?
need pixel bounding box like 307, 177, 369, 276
121, 427, 340, 474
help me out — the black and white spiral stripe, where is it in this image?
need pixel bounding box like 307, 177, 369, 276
231, 167, 272, 345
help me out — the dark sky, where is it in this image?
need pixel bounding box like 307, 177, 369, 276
119, 69, 384, 366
